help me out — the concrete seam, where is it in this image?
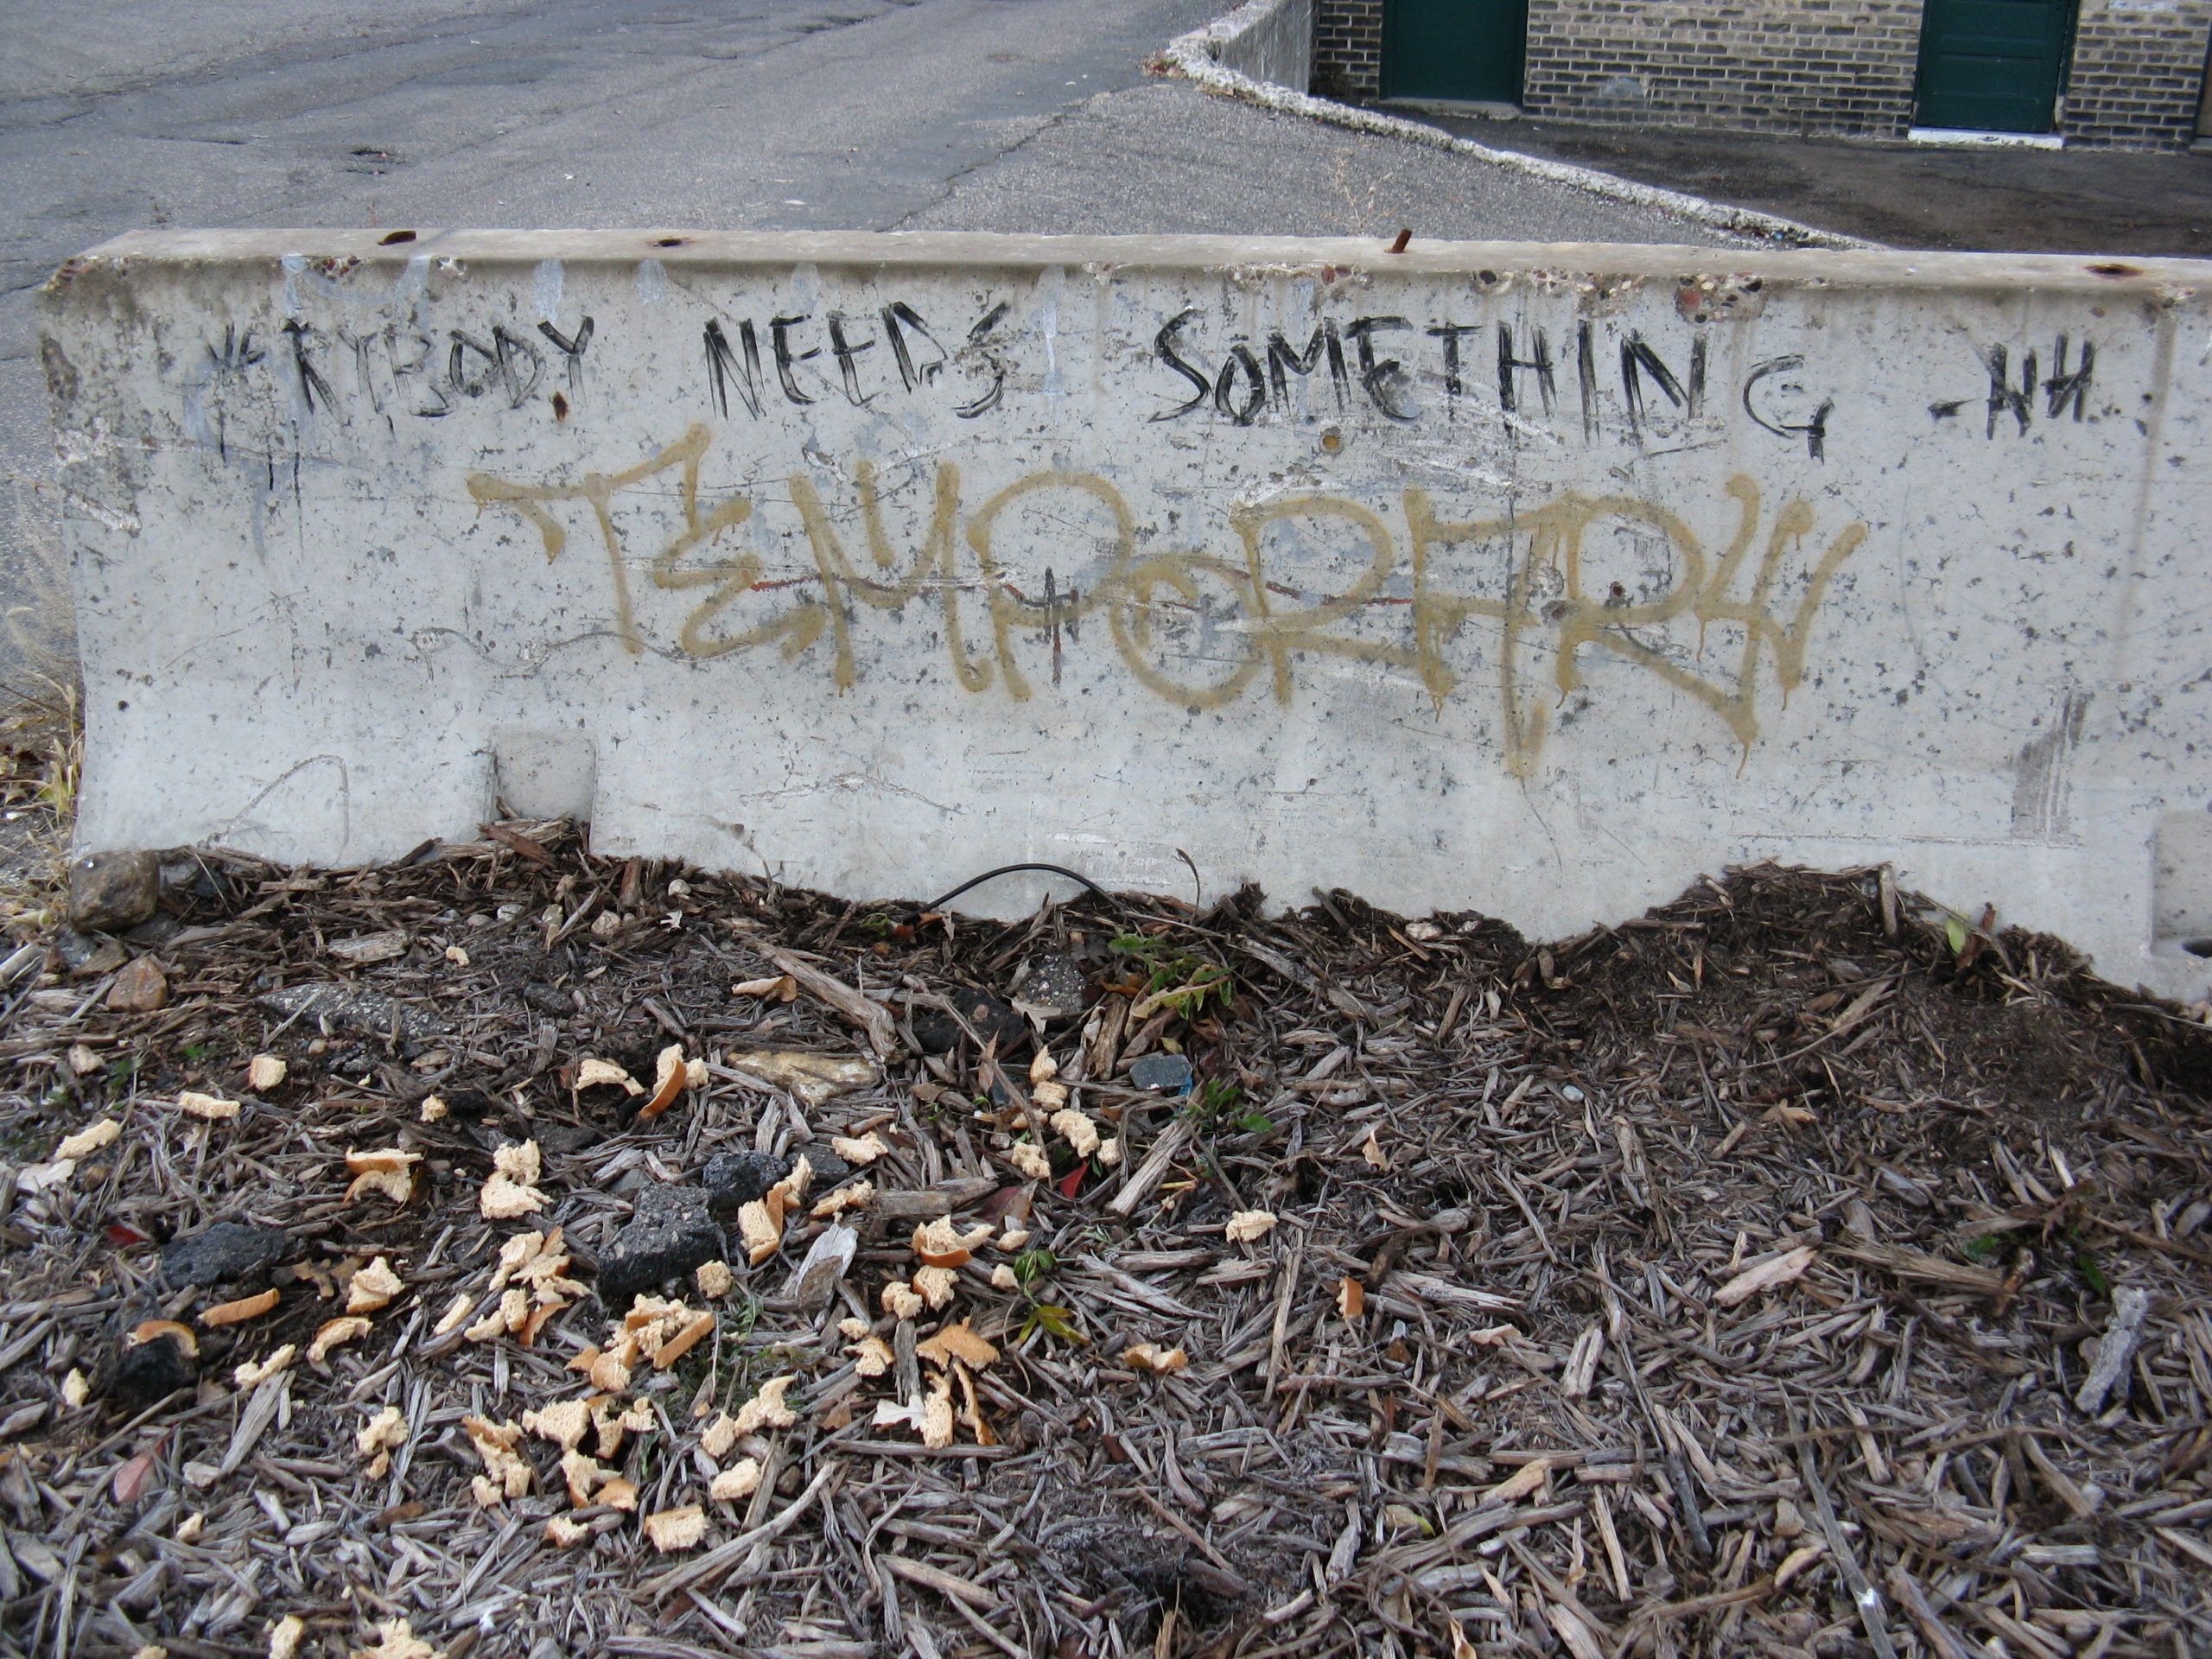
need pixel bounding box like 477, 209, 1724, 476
1160, 2, 1885, 251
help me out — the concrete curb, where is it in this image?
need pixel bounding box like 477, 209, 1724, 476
1160, 2, 1883, 252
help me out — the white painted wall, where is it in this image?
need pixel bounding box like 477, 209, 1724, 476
40, 231, 2212, 998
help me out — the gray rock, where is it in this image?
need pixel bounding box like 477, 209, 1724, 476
55, 928, 126, 976
67, 850, 160, 934
160, 1222, 291, 1288
110, 1332, 194, 1406
913, 988, 1026, 1053
254, 982, 442, 1043
1130, 1052, 1194, 1095
598, 1185, 726, 1308
702, 1150, 791, 1216
1012, 950, 1089, 1020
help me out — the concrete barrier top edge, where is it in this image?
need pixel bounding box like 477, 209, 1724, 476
48, 228, 2212, 299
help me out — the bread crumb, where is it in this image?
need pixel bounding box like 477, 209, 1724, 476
56, 1119, 121, 1160
644, 1505, 707, 1551
1049, 1109, 1098, 1156
308, 1316, 372, 1363
267, 1611, 306, 1659
346, 1256, 405, 1314
522, 1399, 590, 1450
881, 1281, 924, 1320
733, 1375, 798, 1433
1225, 1210, 1279, 1243
232, 1344, 296, 1389
709, 1459, 762, 1502
848, 1334, 894, 1376
1122, 1342, 1190, 1374
694, 1260, 734, 1299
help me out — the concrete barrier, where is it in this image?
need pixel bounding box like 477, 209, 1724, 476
39, 231, 2212, 998
1174, 0, 1315, 93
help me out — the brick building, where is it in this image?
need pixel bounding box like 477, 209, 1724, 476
1312, 0, 2212, 149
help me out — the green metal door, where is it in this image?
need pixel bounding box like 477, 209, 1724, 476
1382, 0, 1529, 105
1915, 0, 2076, 132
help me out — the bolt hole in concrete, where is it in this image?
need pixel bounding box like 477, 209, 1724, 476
2154, 813, 2212, 959
2089, 262, 2142, 277
654, 237, 689, 247
378, 230, 416, 245
493, 729, 596, 826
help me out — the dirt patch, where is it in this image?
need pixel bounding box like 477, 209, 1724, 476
1, 836, 2209, 1658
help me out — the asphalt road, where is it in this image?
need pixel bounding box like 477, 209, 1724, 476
0, 0, 1726, 685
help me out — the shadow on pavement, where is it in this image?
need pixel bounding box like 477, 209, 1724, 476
1386, 105, 2212, 257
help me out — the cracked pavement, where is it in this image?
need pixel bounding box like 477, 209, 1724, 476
1, 0, 1726, 683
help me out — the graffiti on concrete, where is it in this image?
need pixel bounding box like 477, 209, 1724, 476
467, 425, 1864, 774
189, 278, 2095, 459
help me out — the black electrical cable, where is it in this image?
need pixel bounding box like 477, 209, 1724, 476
917, 861, 1116, 916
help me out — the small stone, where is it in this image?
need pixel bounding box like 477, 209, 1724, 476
106, 956, 168, 1014
55, 929, 126, 976
160, 1222, 291, 1289
913, 989, 1026, 1054
1129, 1052, 1194, 1095
110, 1332, 195, 1407
701, 1150, 791, 1216
67, 850, 161, 934
1011, 950, 1089, 1020
252, 983, 441, 1044
521, 982, 572, 1017
122, 913, 182, 946
597, 1185, 726, 1309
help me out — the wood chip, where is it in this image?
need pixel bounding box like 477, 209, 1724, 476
1714, 1244, 1818, 1307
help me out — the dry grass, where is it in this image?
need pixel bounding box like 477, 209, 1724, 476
0, 470, 84, 918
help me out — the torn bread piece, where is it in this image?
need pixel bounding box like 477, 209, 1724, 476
344, 1147, 420, 1205
308, 1316, 372, 1364
346, 1256, 405, 1314
733, 1375, 798, 1434
644, 1505, 707, 1552
709, 1459, 763, 1502
461, 1416, 531, 1505
1224, 1210, 1279, 1243
232, 1344, 296, 1389
828, 1131, 888, 1165
356, 1405, 409, 1477
480, 1140, 549, 1219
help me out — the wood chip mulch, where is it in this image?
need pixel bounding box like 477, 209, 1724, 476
2, 828, 2210, 1659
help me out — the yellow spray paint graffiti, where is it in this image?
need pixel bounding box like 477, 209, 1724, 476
467, 425, 1864, 775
